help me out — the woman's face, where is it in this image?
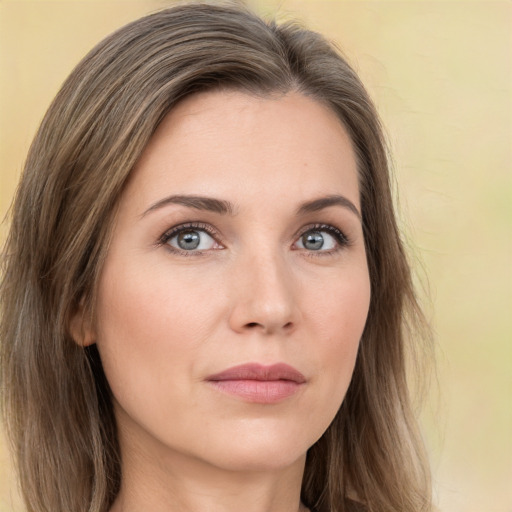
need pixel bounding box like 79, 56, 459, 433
89, 90, 370, 473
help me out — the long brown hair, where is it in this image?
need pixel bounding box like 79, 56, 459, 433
1, 3, 432, 511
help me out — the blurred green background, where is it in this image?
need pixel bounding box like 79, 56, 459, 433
0, 1, 510, 511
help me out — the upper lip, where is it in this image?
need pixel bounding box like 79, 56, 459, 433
206, 363, 306, 383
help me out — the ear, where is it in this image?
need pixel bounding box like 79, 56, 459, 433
69, 301, 96, 347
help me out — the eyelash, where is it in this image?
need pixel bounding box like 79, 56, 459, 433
158, 222, 351, 257
158, 222, 221, 256
298, 223, 351, 257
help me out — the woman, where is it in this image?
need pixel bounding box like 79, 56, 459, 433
0, 3, 433, 512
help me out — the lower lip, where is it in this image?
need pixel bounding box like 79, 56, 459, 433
207, 380, 304, 403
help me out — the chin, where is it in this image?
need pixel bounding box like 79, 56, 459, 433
194, 423, 317, 473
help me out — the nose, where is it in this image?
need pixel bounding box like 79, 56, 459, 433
228, 251, 300, 336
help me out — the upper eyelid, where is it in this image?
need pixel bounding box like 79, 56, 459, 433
159, 222, 221, 245
163, 222, 217, 235
295, 223, 350, 243
297, 223, 346, 236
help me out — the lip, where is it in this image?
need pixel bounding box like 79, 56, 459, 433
205, 363, 306, 404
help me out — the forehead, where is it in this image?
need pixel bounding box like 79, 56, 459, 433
123, 89, 360, 214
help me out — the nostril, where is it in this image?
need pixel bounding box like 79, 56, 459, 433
244, 321, 294, 331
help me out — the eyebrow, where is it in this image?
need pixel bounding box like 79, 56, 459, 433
141, 193, 361, 220
142, 195, 236, 217
296, 194, 361, 220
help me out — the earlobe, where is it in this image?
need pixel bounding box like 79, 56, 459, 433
69, 303, 96, 347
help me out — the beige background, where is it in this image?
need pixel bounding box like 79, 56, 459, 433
1, 1, 511, 511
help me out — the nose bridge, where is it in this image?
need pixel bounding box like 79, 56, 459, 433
229, 241, 299, 335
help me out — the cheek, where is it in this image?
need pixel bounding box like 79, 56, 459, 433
306, 259, 370, 338
98, 257, 220, 339
93, 261, 219, 409
303, 265, 370, 403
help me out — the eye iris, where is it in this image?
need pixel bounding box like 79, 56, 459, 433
303, 231, 324, 250
177, 230, 201, 250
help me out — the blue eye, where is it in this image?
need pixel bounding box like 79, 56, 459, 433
163, 224, 219, 253
295, 226, 348, 252
160, 223, 348, 256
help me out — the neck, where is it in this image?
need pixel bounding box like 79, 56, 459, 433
110, 417, 309, 512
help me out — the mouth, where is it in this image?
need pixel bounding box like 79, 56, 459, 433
205, 363, 306, 404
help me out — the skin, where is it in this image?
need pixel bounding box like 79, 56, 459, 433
77, 90, 371, 512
